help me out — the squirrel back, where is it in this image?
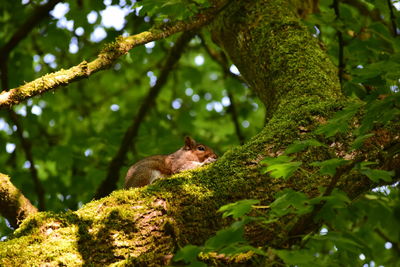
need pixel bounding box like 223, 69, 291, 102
124, 136, 217, 189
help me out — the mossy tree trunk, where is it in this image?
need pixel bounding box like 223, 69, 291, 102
0, 0, 397, 266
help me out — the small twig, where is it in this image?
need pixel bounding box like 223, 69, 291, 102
227, 91, 245, 145
93, 32, 196, 199
333, 0, 344, 89
199, 34, 246, 144
0, 0, 60, 213
375, 228, 400, 255
1, 59, 46, 211
387, 0, 398, 37
198, 33, 245, 83
7, 110, 46, 211
288, 161, 356, 241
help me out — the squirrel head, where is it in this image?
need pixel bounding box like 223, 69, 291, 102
182, 136, 217, 163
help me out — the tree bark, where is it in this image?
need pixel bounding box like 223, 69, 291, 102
0, 0, 398, 266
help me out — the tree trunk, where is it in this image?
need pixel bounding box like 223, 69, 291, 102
0, 0, 397, 266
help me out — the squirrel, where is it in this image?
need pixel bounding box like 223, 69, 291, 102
124, 136, 218, 189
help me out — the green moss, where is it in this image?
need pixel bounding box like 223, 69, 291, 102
210, 0, 341, 119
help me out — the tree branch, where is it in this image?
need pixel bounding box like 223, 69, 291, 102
93, 31, 195, 199
375, 228, 400, 255
288, 161, 359, 244
199, 36, 246, 144
387, 0, 398, 37
333, 0, 344, 89
1, 58, 46, 212
7, 110, 46, 211
0, 173, 38, 229
0, 2, 229, 109
0, 1, 60, 213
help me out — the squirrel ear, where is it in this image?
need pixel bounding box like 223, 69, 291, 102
184, 136, 196, 149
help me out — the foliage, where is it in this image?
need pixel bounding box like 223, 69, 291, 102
134, 0, 210, 21
175, 185, 400, 266
260, 155, 302, 179
174, 199, 266, 266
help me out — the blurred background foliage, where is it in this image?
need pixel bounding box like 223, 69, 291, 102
0, 0, 264, 236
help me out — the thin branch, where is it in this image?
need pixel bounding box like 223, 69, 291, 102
199, 34, 245, 83
199, 35, 246, 144
0, 0, 59, 212
375, 228, 400, 255
93, 31, 195, 199
333, 0, 344, 89
1, 58, 46, 211
387, 0, 398, 37
288, 162, 356, 242
7, 110, 46, 211
0, 1, 230, 109
0, 173, 38, 228
227, 91, 245, 145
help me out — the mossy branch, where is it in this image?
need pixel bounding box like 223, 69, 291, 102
0, 3, 228, 109
0, 173, 38, 228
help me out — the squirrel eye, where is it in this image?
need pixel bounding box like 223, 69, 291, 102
197, 146, 205, 151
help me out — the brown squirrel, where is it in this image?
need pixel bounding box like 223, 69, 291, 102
124, 136, 218, 188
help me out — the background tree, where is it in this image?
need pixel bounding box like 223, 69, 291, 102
0, 0, 399, 266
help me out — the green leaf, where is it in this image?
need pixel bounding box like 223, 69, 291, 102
260, 156, 302, 179
359, 168, 394, 182
270, 189, 312, 217
285, 139, 325, 155
315, 103, 362, 137
351, 133, 374, 149
260, 155, 294, 165
315, 189, 351, 221
359, 95, 400, 134
218, 199, 260, 219
173, 245, 203, 264
204, 226, 245, 251
358, 161, 377, 168
274, 249, 316, 265
321, 232, 365, 253
311, 158, 348, 176
134, 0, 198, 20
